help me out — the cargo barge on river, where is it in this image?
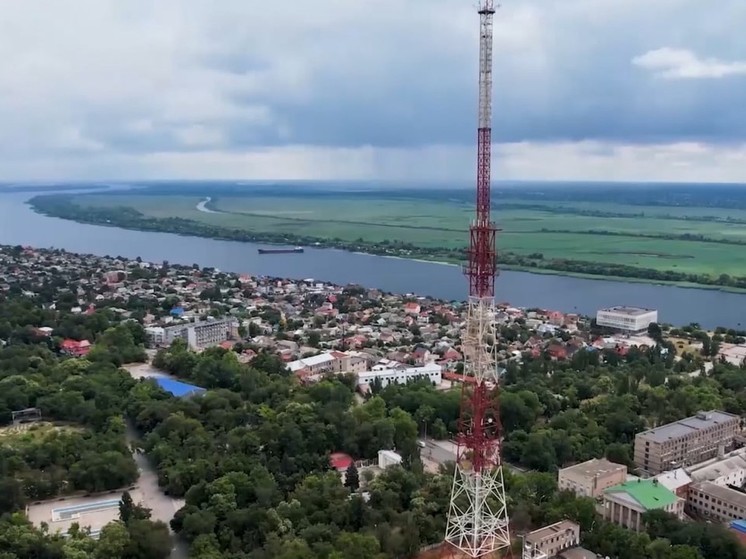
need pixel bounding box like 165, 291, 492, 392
257, 247, 304, 255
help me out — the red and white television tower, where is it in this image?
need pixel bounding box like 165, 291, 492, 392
444, 1, 511, 557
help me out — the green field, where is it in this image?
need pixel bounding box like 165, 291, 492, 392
68, 191, 746, 279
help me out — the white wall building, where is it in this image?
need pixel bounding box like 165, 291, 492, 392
596, 306, 658, 334
358, 362, 442, 387
144, 326, 165, 347
287, 353, 337, 374
378, 450, 403, 469
151, 317, 238, 350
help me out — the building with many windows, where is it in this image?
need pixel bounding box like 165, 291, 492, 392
146, 318, 239, 351
682, 448, 746, 522
596, 306, 658, 334
634, 410, 741, 475
687, 481, 746, 523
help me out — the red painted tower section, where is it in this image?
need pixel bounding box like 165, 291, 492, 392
444, 1, 511, 557
466, 125, 498, 299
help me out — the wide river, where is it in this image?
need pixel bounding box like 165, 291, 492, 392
0, 192, 743, 329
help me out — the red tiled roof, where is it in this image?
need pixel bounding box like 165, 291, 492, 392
443, 372, 476, 384
329, 452, 353, 470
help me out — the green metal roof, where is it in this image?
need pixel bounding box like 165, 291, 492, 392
605, 480, 678, 510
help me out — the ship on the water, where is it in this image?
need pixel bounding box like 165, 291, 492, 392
257, 247, 304, 255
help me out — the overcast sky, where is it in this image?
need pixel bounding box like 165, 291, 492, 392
1, 0, 745, 183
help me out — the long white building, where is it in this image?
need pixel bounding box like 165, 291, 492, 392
145, 317, 238, 351
358, 361, 441, 387
596, 306, 658, 334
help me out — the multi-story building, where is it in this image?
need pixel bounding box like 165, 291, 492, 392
148, 318, 239, 351
634, 410, 741, 475
687, 481, 746, 523
524, 521, 580, 558
682, 448, 746, 522
357, 361, 441, 388
558, 459, 628, 499
287, 353, 338, 375
186, 318, 238, 350
331, 351, 370, 374
596, 306, 658, 334
144, 326, 166, 347
602, 479, 684, 532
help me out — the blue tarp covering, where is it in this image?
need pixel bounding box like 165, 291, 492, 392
730, 519, 746, 534
154, 377, 205, 398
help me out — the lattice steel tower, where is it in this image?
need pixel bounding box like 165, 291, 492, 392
444, 1, 511, 557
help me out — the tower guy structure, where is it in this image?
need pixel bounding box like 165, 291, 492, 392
444, 1, 511, 558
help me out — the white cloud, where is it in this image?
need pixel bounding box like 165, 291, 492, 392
173, 125, 226, 148
633, 48, 746, 79
496, 141, 746, 182
0, 1, 745, 180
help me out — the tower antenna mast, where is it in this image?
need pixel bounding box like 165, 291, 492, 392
444, 0, 511, 557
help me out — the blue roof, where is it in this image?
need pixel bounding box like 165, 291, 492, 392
170, 307, 184, 316
153, 377, 205, 398
731, 520, 746, 533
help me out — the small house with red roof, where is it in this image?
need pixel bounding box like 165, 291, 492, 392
329, 452, 354, 472
404, 302, 421, 315
546, 344, 568, 361
60, 339, 91, 357
443, 347, 462, 362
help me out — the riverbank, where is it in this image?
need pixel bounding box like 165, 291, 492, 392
28, 194, 746, 293
2, 192, 744, 328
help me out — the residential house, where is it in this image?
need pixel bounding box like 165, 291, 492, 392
60, 339, 91, 357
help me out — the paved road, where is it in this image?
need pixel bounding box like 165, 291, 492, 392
126, 422, 188, 559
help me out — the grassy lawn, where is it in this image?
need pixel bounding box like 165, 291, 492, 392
69, 192, 746, 277
0, 421, 85, 444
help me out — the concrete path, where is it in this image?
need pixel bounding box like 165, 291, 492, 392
126, 421, 188, 559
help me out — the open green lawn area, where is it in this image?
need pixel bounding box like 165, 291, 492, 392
0, 421, 85, 443
67, 191, 746, 277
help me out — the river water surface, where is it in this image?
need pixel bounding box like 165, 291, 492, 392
0, 192, 743, 329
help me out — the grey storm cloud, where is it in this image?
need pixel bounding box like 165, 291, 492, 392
0, 0, 745, 181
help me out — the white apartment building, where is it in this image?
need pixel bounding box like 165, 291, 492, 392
147, 317, 238, 350
596, 306, 658, 334
358, 362, 442, 387
144, 326, 166, 347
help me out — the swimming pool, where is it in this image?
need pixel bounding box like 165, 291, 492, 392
52, 498, 121, 521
